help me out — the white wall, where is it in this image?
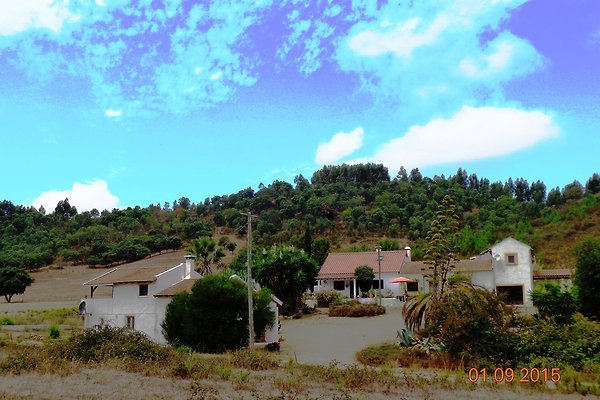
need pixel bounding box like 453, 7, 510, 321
317, 272, 405, 298
492, 238, 534, 306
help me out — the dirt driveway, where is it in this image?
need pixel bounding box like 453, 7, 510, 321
279, 307, 405, 365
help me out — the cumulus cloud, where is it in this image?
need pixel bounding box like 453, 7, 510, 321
316, 127, 364, 165
0, 0, 79, 36
31, 180, 120, 213
104, 109, 122, 117
337, 1, 538, 116
368, 106, 559, 172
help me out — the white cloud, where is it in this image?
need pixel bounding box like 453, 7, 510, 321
369, 106, 559, 171
210, 71, 222, 80
105, 109, 122, 117
316, 127, 365, 165
0, 0, 79, 36
349, 15, 448, 58
31, 180, 120, 213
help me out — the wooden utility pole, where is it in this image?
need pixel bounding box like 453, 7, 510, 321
241, 211, 254, 348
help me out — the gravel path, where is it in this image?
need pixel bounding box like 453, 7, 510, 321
279, 307, 405, 365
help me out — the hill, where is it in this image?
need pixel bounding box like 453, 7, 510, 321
0, 165, 598, 271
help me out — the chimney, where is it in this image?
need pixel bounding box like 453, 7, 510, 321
184, 255, 195, 279
404, 246, 412, 262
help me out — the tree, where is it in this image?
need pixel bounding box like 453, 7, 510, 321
563, 180, 584, 201
0, 267, 34, 303
226, 241, 237, 254
311, 236, 331, 265
161, 274, 274, 352
531, 283, 577, 324
585, 173, 600, 195
231, 245, 319, 316
575, 238, 600, 319
354, 265, 374, 294
54, 198, 77, 219
188, 237, 225, 275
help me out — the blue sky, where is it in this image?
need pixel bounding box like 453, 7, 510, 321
0, 0, 598, 212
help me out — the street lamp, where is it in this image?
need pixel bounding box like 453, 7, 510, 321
375, 245, 383, 306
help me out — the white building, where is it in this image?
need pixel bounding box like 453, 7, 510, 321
316, 238, 565, 307
82, 255, 281, 344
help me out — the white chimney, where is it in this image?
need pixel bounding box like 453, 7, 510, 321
404, 246, 412, 262
184, 255, 195, 279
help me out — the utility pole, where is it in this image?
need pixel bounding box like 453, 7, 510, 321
376, 245, 382, 306
240, 211, 254, 348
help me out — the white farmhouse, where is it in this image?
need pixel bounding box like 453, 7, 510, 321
316, 238, 567, 307
82, 255, 281, 345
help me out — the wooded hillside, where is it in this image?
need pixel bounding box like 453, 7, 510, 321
1, 164, 598, 270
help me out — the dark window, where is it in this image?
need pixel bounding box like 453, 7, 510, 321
505, 254, 518, 265
372, 279, 384, 290
496, 285, 524, 305
333, 280, 345, 291
126, 316, 135, 329
406, 282, 419, 292
139, 284, 149, 296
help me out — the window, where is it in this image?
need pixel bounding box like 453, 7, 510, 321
406, 282, 419, 292
333, 280, 345, 291
496, 285, 524, 305
505, 254, 518, 265
372, 279, 384, 290
139, 284, 149, 297
126, 316, 135, 329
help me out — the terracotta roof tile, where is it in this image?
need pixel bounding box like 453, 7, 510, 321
318, 250, 408, 278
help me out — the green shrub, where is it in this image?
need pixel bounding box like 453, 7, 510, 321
161, 274, 275, 353
54, 325, 170, 362
48, 324, 61, 339
424, 286, 518, 367
329, 301, 385, 317
354, 265, 374, 294
531, 282, 577, 324
315, 290, 342, 307
0, 317, 15, 325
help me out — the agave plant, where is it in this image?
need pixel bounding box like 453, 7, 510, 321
396, 328, 414, 347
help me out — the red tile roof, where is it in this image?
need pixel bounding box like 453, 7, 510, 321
318, 250, 408, 279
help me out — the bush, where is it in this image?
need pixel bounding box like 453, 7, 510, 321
48, 324, 61, 339
424, 286, 518, 366
531, 282, 577, 324
354, 265, 374, 294
315, 290, 342, 307
55, 325, 170, 362
161, 274, 275, 353
0, 317, 15, 325
329, 300, 385, 317
516, 314, 600, 370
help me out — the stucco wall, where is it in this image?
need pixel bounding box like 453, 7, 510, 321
492, 238, 534, 305
317, 272, 405, 297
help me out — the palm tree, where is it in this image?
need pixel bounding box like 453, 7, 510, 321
188, 236, 225, 276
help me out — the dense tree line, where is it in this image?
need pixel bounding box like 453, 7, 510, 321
0, 166, 598, 271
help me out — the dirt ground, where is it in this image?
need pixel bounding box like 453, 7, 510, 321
0, 368, 590, 400
280, 308, 404, 365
